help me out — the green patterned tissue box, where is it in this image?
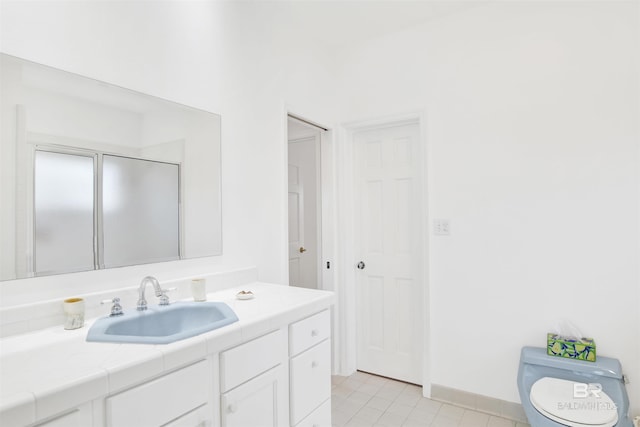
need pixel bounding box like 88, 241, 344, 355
547, 333, 596, 362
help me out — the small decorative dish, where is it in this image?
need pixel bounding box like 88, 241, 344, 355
236, 290, 254, 300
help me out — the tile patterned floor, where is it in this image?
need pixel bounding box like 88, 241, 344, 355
331, 372, 531, 427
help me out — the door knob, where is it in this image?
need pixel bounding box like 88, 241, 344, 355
357, 261, 365, 270
299, 247, 307, 253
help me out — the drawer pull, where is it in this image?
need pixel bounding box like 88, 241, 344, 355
311, 360, 319, 368
228, 404, 237, 414
311, 329, 319, 337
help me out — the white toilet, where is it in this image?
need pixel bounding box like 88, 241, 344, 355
517, 347, 632, 427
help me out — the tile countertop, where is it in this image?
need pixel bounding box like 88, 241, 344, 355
0, 283, 335, 426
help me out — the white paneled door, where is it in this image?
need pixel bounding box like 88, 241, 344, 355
354, 121, 423, 385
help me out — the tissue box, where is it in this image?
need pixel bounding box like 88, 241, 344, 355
547, 333, 596, 362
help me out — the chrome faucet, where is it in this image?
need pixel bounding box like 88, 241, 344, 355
137, 276, 169, 310
102, 297, 124, 316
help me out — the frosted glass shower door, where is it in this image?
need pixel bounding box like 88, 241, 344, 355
34, 150, 96, 275
102, 155, 180, 268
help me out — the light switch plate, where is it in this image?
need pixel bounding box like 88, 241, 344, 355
433, 219, 450, 236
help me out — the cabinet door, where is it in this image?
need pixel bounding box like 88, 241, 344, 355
294, 399, 331, 427
221, 365, 288, 427
163, 404, 211, 427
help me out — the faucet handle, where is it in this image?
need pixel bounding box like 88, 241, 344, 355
101, 297, 124, 317
159, 287, 178, 306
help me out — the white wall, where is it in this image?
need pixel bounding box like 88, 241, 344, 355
0, 0, 340, 297
0, 1, 232, 290
0, 1, 226, 112
337, 1, 639, 413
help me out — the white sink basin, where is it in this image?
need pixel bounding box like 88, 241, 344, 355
86, 302, 238, 344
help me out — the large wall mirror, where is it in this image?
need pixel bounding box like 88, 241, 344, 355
0, 54, 222, 281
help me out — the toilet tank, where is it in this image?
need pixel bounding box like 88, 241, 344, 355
520, 346, 624, 380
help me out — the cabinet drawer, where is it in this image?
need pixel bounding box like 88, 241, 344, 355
294, 398, 331, 427
220, 329, 285, 392
289, 310, 330, 357
34, 403, 92, 427
107, 360, 209, 427
290, 340, 331, 425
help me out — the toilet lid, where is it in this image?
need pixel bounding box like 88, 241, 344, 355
530, 377, 618, 427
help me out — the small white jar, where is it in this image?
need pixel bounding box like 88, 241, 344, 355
63, 298, 85, 330
191, 278, 207, 302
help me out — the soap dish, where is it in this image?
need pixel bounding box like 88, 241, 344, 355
236, 290, 254, 300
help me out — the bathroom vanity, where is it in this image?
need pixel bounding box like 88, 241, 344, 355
0, 283, 334, 427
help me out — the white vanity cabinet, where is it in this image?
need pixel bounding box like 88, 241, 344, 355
288, 310, 331, 427
0, 284, 335, 427
106, 360, 211, 427
219, 329, 288, 427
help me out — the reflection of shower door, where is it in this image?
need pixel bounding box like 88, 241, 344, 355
34, 150, 96, 276
33, 149, 180, 275
102, 155, 180, 268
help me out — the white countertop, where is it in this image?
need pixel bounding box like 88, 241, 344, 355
0, 283, 334, 425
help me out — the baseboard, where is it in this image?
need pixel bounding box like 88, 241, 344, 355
431, 384, 528, 424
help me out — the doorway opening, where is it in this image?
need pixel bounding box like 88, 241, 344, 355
287, 114, 326, 290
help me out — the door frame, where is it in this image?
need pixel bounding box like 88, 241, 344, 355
284, 111, 333, 292
336, 111, 432, 395
283, 107, 341, 370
